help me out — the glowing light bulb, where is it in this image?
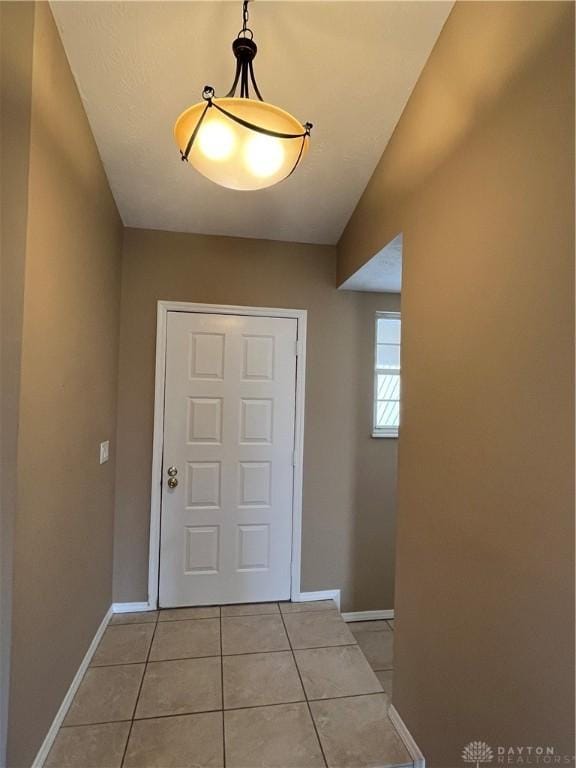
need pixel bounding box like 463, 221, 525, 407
244, 133, 284, 178
197, 119, 236, 161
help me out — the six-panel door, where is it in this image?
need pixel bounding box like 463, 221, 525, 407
159, 311, 298, 607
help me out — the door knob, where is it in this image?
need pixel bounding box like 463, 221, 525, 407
167, 466, 178, 477
167, 476, 178, 489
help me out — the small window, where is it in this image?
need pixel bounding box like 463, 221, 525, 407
373, 312, 401, 438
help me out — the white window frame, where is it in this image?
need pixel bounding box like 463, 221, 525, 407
372, 311, 401, 439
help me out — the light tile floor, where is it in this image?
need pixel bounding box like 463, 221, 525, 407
349, 618, 395, 699
46, 601, 409, 768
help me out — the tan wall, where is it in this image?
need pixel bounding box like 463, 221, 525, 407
6, 5, 123, 766
114, 228, 399, 613
338, 2, 575, 763
350, 293, 400, 610
0, 4, 35, 763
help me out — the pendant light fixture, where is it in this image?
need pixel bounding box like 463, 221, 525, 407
174, 0, 312, 191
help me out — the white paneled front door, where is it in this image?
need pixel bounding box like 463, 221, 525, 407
159, 311, 298, 607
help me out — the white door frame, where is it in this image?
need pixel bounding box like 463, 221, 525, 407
148, 300, 307, 609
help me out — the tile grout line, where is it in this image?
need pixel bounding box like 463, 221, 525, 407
58, 690, 396, 730
59, 719, 132, 730
114, 616, 215, 626
88, 660, 154, 669
87, 640, 358, 669
87, 690, 390, 726
145, 641, 358, 662
219, 607, 226, 768
278, 608, 329, 768
111, 604, 337, 628
223, 640, 356, 656
119, 609, 160, 767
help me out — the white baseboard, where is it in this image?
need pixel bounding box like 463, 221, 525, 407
388, 704, 425, 768
112, 601, 153, 614
293, 590, 341, 610
32, 606, 113, 768
342, 609, 394, 622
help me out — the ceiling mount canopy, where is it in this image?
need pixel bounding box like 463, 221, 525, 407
174, 0, 313, 191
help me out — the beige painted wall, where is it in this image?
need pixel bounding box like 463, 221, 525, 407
0, 4, 35, 763
6, 5, 123, 766
338, 2, 575, 763
351, 294, 400, 610
114, 228, 399, 613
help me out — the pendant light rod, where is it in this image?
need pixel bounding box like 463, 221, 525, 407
226, 1, 264, 100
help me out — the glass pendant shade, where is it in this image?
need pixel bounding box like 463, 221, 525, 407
174, 98, 310, 191
174, 1, 312, 191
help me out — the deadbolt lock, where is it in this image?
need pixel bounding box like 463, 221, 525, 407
167, 466, 178, 477
167, 476, 178, 489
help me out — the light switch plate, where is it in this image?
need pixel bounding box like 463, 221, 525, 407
99, 441, 110, 464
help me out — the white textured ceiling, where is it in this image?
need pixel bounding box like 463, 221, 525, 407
339, 234, 402, 293
50, 1, 452, 245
